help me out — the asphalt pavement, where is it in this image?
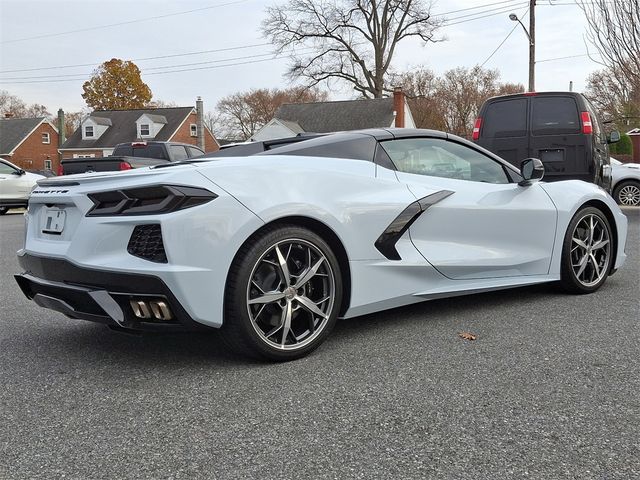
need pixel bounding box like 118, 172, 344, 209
0, 208, 638, 479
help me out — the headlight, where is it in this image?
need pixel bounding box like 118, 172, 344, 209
86, 185, 217, 216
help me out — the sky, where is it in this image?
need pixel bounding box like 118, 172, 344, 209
0, 0, 601, 115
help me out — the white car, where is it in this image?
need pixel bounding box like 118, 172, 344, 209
14, 129, 628, 361
611, 157, 640, 206
0, 159, 44, 215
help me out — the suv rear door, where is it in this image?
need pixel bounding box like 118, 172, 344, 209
529, 94, 586, 182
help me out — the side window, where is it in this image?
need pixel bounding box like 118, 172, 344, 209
482, 99, 527, 138
187, 146, 203, 158
0, 162, 18, 174
380, 138, 510, 184
532, 97, 580, 135
169, 145, 188, 161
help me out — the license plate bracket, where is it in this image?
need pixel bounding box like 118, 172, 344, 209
42, 208, 66, 235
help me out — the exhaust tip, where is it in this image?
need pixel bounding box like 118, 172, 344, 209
129, 298, 173, 321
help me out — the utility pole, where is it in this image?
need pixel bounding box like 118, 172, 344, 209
529, 0, 535, 92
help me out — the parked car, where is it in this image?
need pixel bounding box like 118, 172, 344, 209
58, 141, 205, 175
473, 91, 619, 192
611, 157, 640, 206
15, 129, 627, 361
0, 158, 44, 214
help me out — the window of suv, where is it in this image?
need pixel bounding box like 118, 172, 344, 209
381, 138, 510, 184
482, 99, 527, 138
531, 96, 580, 135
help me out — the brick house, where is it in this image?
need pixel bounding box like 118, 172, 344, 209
0, 117, 60, 172
59, 105, 219, 159
252, 88, 415, 141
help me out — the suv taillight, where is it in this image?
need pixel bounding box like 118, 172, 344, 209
581, 111, 593, 134
472, 117, 482, 141
119, 161, 132, 171
57, 164, 64, 176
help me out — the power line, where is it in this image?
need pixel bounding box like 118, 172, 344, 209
436, 0, 525, 16
444, 4, 529, 26
480, 7, 530, 66
537, 52, 601, 63
444, 1, 527, 22
0, 0, 250, 45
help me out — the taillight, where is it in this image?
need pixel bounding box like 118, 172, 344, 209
119, 161, 132, 171
581, 111, 593, 134
57, 164, 64, 176
472, 117, 482, 141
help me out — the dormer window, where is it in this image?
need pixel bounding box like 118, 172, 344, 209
85, 126, 94, 137
140, 124, 150, 137
190, 124, 197, 137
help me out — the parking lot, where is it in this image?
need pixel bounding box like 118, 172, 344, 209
0, 208, 638, 479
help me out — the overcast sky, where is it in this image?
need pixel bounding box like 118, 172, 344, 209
0, 0, 599, 114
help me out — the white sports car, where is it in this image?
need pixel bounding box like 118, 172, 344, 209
15, 129, 628, 360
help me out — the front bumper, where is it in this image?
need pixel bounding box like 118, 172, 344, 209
15, 253, 209, 332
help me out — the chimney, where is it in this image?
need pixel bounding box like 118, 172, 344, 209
57, 108, 66, 146
196, 96, 205, 151
393, 87, 405, 128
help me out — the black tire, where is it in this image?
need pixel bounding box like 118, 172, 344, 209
0, 207, 8, 215
221, 225, 343, 361
560, 206, 613, 294
612, 180, 640, 207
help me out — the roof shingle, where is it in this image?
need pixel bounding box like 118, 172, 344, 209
0, 117, 46, 155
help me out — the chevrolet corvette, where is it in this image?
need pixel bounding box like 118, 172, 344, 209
15, 129, 628, 360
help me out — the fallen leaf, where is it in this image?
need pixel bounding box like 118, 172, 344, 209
458, 332, 477, 341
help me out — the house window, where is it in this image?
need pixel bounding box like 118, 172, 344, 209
42, 132, 50, 144
190, 124, 197, 137
85, 126, 94, 137
44, 159, 52, 170
140, 124, 150, 136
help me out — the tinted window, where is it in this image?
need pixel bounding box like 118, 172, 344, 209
261, 134, 376, 161
482, 99, 527, 138
169, 145, 188, 161
381, 138, 509, 184
132, 145, 168, 159
532, 97, 580, 135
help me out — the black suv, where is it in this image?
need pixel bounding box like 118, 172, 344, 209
473, 91, 618, 192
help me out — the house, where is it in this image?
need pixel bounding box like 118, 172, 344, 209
252, 88, 415, 142
60, 101, 218, 159
0, 116, 60, 172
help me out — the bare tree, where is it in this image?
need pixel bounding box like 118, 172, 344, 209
213, 86, 328, 140
579, 0, 639, 89
263, 0, 442, 98
585, 68, 640, 129
394, 66, 523, 137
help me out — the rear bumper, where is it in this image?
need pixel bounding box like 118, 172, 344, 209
15, 253, 210, 332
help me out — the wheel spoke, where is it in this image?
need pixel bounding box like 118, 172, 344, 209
293, 256, 326, 289
296, 295, 328, 319
275, 245, 291, 287
589, 253, 601, 278
588, 216, 595, 245
592, 239, 609, 250
575, 254, 589, 278
572, 237, 588, 249
280, 301, 293, 347
248, 291, 285, 305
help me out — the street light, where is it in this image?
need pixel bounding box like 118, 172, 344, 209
509, 10, 535, 92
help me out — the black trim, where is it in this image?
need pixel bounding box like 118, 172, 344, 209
375, 190, 454, 260
15, 253, 209, 331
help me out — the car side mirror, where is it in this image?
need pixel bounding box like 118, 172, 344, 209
519, 158, 544, 186
14, 168, 25, 176
607, 130, 621, 144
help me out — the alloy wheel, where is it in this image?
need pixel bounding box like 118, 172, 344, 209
246, 238, 336, 351
570, 213, 611, 287
617, 184, 640, 206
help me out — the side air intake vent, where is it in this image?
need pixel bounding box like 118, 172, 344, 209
127, 224, 167, 263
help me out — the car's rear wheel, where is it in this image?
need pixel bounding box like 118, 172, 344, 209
222, 225, 342, 361
0, 207, 8, 215
560, 206, 613, 294
613, 180, 640, 206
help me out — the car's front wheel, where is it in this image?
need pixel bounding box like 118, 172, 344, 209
613, 180, 640, 206
222, 225, 343, 361
560, 206, 613, 294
